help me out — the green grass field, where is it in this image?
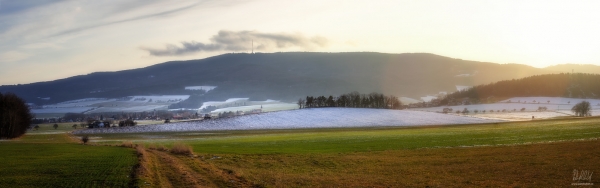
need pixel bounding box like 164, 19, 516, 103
0, 124, 138, 188
83, 117, 600, 154
2, 117, 600, 187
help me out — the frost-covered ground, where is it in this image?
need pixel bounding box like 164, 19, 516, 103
184, 86, 217, 92
199, 98, 295, 112
32, 95, 190, 116
211, 103, 298, 113
43, 98, 116, 108
400, 97, 421, 104
499, 97, 600, 105
74, 108, 501, 134
31, 107, 95, 114
414, 97, 600, 121
85, 105, 169, 113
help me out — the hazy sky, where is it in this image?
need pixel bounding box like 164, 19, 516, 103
1, 0, 599, 85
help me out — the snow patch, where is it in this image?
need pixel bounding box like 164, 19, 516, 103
420, 96, 437, 102
185, 86, 217, 92
455, 85, 472, 91
400, 97, 421, 104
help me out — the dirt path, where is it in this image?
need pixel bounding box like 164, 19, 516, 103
137, 148, 253, 188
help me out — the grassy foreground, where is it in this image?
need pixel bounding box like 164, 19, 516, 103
87, 117, 600, 154
200, 140, 600, 187
2, 117, 599, 187
0, 126, 138, 188
111, 117, 600, 187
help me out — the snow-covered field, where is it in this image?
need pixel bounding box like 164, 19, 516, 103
74, 108, 501, 134
499, 97, 600, 105
420, 95, 437, 102
184, 86, 217, 92
455, 85, 472, 91
199, 98, 292, 111
211, 103, 298, 113
129, 95, 189, 103
43, 98, 115, 108
414, 97, 600, 121
33, 95, 190, 116
31, 107, 95, 114
400, 97, 421, 104
85, 105, 169, 113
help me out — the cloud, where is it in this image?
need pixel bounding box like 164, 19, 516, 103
0, 51, 29, 62
20, 42, 62, 50
0, 0, 66, 16
0, 1, 202, 42
49, 1, 201, 37
141, 30, 329, 56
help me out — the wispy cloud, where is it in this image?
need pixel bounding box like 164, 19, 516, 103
141, 30, 329, 56
0, 0, 202, 41
0, 51, 29, 62
49, 1, 202, 37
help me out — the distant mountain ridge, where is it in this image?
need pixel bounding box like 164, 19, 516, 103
1, 52, 599, 108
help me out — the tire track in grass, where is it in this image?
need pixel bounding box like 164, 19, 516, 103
149, 150, 210, 187
139, 148, 253, 187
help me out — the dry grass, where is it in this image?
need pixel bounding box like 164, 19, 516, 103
203, 140, 600, 187
120, 141, 135, 148
147, 144, 157, 150
156, 145, 168, 152
135, 145, 253, 187
170, 142, 194, 156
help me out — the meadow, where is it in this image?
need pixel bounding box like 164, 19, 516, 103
89, 117, 600, 187
0, 123, 138, 188
85, 117, 600, 154
2, 117, 599, 187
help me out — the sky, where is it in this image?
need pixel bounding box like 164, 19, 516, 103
1, 0, 600, 85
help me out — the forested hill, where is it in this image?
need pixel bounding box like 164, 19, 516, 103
1, 52, 598, 108
442, 73, 600, 104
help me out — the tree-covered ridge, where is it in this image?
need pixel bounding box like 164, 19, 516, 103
441, 73, 600, 105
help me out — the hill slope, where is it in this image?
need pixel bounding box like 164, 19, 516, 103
1, 52, 597, 108
442, 73, 600, 105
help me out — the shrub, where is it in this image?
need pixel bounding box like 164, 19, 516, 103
81, 135, 89, 144
170, 142, 193, 155
72, 124, 77, 129
53, 124, 58, 129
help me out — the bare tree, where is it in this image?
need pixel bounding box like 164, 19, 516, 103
572, 101, 591, 117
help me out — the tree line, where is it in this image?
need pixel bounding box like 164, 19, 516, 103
440, 73, 600, 105
298, 92, 402, 109
0, 93, 33, 139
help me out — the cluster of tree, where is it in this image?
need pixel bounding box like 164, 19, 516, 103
217, 111, 244, 118
0, 93, 33, 139
118, 119, 137, 127
441, 73, 600, 105
298, 92, 402, 109
86, 120, 113, 128
572, 101, 592, 117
